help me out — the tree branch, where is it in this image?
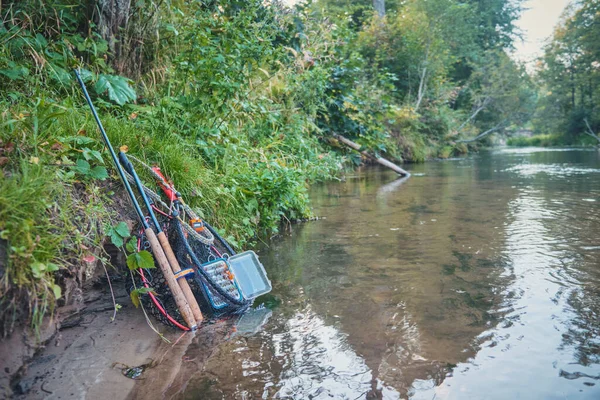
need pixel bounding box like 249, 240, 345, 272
583, 118, 600, 144
456, 96, 492, 134
414, 40, 430, 112
456, 121, 505, 143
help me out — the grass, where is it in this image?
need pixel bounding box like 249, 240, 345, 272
0, 91, 343, 336
0, 162, 72, 336
506, 134, 566, 147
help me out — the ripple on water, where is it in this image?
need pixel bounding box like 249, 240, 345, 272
504, 163, 600, 177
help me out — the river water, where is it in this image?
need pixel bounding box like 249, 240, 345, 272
164, 148, 600, 399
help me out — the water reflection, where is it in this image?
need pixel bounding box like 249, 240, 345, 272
139, 148, 600, 399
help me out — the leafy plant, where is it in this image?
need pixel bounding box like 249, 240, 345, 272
107, 222, 131, 248
95, 74, 137, 106
74, 159, 109, 180
129, 287, 155, 308
126, 250, 155, 271
0, 0, 532, 338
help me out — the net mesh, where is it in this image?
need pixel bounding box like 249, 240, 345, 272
127, 213, 251, 330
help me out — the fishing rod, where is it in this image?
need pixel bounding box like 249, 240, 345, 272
139, 166, 249, 309
118, 152, 204, 324
73, 69, 198, 330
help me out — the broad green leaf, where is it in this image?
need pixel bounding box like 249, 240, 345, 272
129, 287, 155, 307
0, 66, 29, 80
110, 231, 124, 248
89, 166, 108, 180
34, 33, 48, 49
78, 69, 93, 83
82, 148, 104, 164
136, 287, 155, 295
137, 250, 155, 269
48, 65, 71, 85
126, 238, 137, 253
30, 262, 45, 279
47, 263, 59, 272
126, 250, 155, 270
75, 159, 91, 175
114, 222, 130, 238
130, 290, 140, 308
95, 74, 136, 106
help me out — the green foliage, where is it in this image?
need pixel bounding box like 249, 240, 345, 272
107, 222, 131, 248
126, 251, 155, 271
74, 159, 109, 180
129, 287, 155, 308
0, 161, 97, 337
506, 134, 568, 147
95, 74, 137, 106
0, 2, 136, 106
534, 0, 600, 142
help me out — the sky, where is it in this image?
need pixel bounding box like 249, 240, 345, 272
512, 0, 572, 68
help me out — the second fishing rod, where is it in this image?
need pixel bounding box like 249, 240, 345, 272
73, 69, 203, 330
118, 151, 204, 324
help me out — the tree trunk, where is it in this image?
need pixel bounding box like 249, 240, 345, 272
95, 0, 131, 58
414, 39, 430, 112
571, 69, 575, 108
456, 121, 505, 143
91, 0, 149, 78
373, 0, 385, 17
456, 96, 491, 134
333, 134, 410, 177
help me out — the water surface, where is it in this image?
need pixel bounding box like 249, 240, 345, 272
169, 148, 600, 399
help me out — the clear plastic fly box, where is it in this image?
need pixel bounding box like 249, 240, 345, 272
200, 258, 244, 310
228, 251, 272, 300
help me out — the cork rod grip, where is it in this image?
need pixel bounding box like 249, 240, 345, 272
157, 231, 204, 323
145, 228, 197, 329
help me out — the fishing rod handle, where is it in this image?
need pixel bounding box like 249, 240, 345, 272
145, 228, 197, 330
157, 231, 204, 323
119, 151, 204, 323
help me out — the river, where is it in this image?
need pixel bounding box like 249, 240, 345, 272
150, 147, 598, 399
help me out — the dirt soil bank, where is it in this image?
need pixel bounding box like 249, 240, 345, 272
1, 280, 234, 400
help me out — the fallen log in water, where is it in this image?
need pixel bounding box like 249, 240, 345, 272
332, 133, 410, 177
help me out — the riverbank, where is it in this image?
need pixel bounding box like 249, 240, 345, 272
1, 261, 264, 400
1, 276, 199, 400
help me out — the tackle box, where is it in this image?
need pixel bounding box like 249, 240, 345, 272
228, 251, 272, 300
200, 259, 244, 310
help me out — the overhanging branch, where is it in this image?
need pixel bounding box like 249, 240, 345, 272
584, 118, 600, 144
456, 121, 505, 143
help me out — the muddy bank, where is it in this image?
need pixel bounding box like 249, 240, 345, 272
1, 276, 243, 400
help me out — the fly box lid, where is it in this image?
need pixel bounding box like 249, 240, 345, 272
228, 251, 272, 300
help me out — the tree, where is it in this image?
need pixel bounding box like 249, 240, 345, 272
534, 0, 600, 142
464, 0, 523, 50
457, 52, 537, 142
